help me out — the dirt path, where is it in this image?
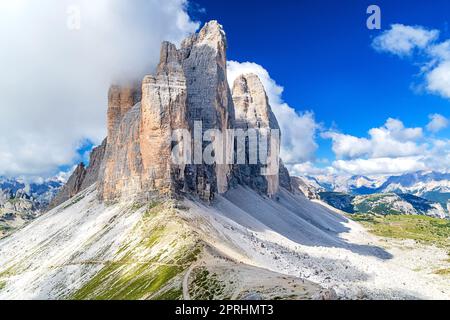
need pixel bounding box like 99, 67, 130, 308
182, 263, 195, 300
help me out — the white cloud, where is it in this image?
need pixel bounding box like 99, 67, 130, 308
372, 24, 439, 56
321, 132, 371, 159
319, 117, 449, 176
227, 61, 320, 165
332, 157, 427, 175
427, 113, 449, 132
323, 118, 425, 160
428, 40, 450, 60
373, 23, 450, 100
290, 162, 336, 176
426, 61, 450, 99
0, 0, 198, 177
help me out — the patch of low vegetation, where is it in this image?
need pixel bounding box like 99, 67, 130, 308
0, 224, 12, 231
351, 214, 450, 250
354, 201, 402, 215
434, 268, 450, 276
153, 287, 183, 300
0, 224, 14, 240
0, 280, 6, 290
61, 194, 85, 210
189, 267, 226, 300
319, 192, 355, 213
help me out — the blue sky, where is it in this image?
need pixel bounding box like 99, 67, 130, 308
190, 0, 450, 174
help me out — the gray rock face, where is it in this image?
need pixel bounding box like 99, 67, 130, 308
232, 73, 279, 130
81, 139, 107, 190
279, 159, 292, 192
107, 84, 142, 140
180, 20, 235, 199
49, 163, 86, 209
140, 41, 189, 197
50, 140, 107, 208
98, 103, 144, 202
231, 73, 284, 196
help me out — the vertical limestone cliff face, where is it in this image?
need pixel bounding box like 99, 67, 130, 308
107, 85, 142, 140
98, 83, 144, 202
180, 20, 235, 198
139, 42, 189, 196
81, 139, 107, 190
98, 103, 144, 202
279, 159, 293, 192
231, 73, 282, 196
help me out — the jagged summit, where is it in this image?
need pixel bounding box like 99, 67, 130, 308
232, 73, 279, 130
181, 20, 227, 51
49, 139, 107, 208
53, 20, 291, 204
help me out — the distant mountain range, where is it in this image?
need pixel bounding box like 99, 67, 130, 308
0, 176, 64, 237
0, 176, 64, 205
296, 171, 450, 218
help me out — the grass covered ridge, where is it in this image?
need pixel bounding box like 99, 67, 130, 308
71, 201, 203, 300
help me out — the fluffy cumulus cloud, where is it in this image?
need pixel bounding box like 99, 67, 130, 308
227, 61, 320, 165
427, 113, 449, 133
373, 23, 450, 100
332, 157, 427, 176
321, 118, 449, 175
372, 24, 439, 57
323, 118, 425, 160
0, 0, 198, 177
290, 162, 336, 176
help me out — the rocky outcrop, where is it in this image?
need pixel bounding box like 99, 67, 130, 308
81, 139, 107, 190
279, 160, 292, 192
232, 73, 279, 130
291, 176, 318, 199
49, 163, 86, 208
50, 140, 107, 208
98, 41, 190, 202
231, 73, 282, 196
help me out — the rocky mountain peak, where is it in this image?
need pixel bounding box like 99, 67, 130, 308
232, 73, 279, 130
157, 41, 184, 75
197, 20, 226, 47
182, 20, 226, 52
57, 21, 291, 204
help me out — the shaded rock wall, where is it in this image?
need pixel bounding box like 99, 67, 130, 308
231, 73, 282, 196
50, 140, 107, 208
